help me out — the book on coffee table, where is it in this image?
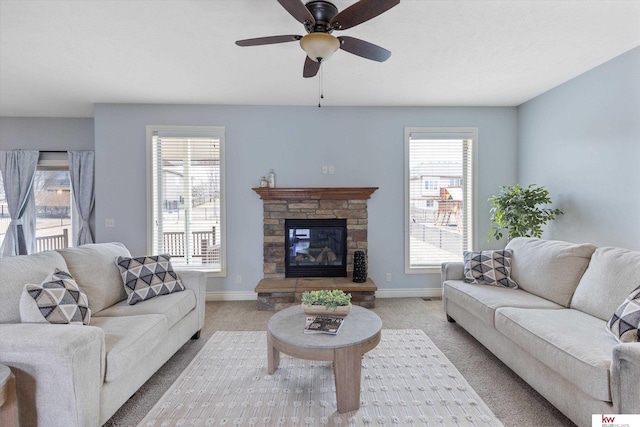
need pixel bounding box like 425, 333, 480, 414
304, 315, 344, 335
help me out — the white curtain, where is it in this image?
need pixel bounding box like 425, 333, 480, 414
68, 150, 95, 246
0, 150, 39, 257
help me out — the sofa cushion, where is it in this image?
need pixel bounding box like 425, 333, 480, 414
571, 247, 640, 321
607, 285, 640, 342
443, 280, 563, 326
463, 249, 517, 288
0, 250, 69, 323
495, 307, 616, 401
115, 254, 185, 305
20, 269, 91, 325
93, 289, 196, 329
506, 237, 596, 307
57, 242, 131, 314
90, 314, 167, 382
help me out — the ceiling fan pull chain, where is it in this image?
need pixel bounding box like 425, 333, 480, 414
318, 63, 324, 108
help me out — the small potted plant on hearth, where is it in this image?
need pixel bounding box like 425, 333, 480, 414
301, 289, 352, 316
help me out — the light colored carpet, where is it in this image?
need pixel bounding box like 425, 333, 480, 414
105, 299, 575, 427
138, 329, 504, 427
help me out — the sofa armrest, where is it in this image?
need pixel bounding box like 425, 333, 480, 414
611, 342, 640, 414
441, 262, 465, 282
0, 323, 105, 427
176, 269, 207, 330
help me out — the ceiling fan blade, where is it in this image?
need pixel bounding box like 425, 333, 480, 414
277, 0, 316, 25
303, 56, 321, 78
235, 35, 301, 47
338, 36, 391, 62
331, 0, 400, 30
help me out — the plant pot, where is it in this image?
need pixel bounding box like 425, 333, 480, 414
302, 303, 351, 316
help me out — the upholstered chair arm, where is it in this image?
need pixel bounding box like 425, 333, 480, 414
175, 269, 207, 330
611, 342, 640, 414
441, 262, 465, 283
0, 323, 105, 427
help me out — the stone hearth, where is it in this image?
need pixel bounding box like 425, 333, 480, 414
253, 187, 378, 311
255, 277, 377, 311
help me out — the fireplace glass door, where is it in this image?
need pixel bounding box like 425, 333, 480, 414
285, 219, 347, 278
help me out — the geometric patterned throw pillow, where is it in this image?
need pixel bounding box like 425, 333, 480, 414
463, 249, 518, 288
115, 254, 185, 305
607, 285, 640, 342
21, 269, 91, 325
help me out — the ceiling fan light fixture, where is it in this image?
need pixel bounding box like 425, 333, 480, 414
299, 32, 340, 62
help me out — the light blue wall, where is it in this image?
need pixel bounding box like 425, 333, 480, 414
5, 43, 637, 294
518, 47, 640, 250
0, 117, 94, 150
93, 105, 518, 294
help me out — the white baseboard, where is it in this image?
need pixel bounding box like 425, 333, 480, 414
375, 288, 442, 299
205, 288, 442, 302
206, 291, 257, 301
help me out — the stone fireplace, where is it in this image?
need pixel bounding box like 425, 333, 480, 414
253, 187, 378, 310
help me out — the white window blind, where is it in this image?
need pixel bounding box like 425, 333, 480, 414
149, 127, 225, 273
405, 128, 476, 271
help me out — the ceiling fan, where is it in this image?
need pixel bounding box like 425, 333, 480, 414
235, 0, 400, 78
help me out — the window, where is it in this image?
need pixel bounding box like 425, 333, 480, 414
423, 180, 438, 190
34, 156, 73, 252
147, 126, 225, 274
404, 128, 477, 272
0, 153, 73, 253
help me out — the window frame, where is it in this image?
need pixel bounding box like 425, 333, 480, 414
404, 127, 478, 274
146, 125, 226, 277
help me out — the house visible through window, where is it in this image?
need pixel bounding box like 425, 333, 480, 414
405, 128, 476, 271
34, 161, 72, 252
0, 154, 72, 253
148, 126, 225, 274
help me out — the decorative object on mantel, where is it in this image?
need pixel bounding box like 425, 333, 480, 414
267, 169, 276, 188
258, 176, 269, 187
301, 289, 352, 316
353, 250, 367, 283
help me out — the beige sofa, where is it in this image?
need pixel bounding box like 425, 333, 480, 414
0, 242, 206, 426
442, 237, 640, 427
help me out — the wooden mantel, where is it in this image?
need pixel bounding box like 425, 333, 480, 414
252, 187, 378, 200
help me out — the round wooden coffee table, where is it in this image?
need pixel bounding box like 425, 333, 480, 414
267, 304, 382, 413
0, 363, 17, 427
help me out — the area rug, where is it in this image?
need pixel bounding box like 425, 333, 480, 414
138, 329, 504, 426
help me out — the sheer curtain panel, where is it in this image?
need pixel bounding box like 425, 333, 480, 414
0, 150, 39, 257
68, 150, 95, 245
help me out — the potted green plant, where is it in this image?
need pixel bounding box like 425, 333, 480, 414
301, 289, 352, 316
488, 184, 563, 241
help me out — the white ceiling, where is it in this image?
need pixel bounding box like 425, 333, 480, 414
1, 0, 639, 118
